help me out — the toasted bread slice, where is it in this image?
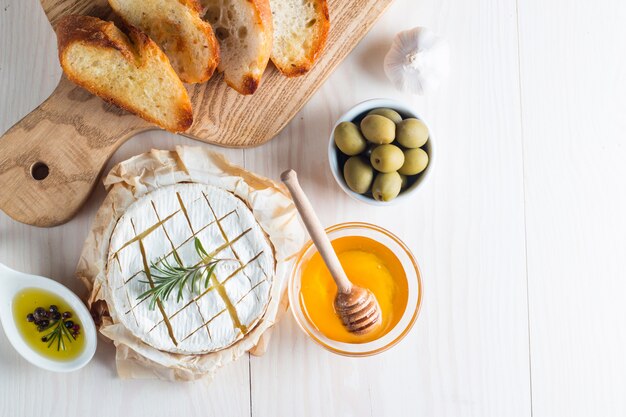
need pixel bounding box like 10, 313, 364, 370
269, 0, 329, 77
56, 15, 193, 132
201, 0, 273, 94
108, 0, 219, 84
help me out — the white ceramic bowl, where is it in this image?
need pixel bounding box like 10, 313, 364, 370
328, 98, 434, 205
0, 263, 97, 372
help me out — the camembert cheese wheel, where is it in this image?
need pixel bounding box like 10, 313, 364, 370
105, 183, 276, 354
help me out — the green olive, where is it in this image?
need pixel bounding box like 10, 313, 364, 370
372, 172, 402, 202
343, 156, 374, 194
370, 144, 405, 173
360, 115, 396, 144
396, 118, 429, 148
367, 108, 403, 124
398, 148, 429, 175
334, 122, 367, 156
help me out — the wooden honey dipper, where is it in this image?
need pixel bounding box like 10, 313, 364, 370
281, 170, 382, 335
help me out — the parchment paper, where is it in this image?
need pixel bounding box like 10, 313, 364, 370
76, 146, 304, 381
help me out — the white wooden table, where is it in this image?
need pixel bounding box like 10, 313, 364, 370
2, 0, 626, 416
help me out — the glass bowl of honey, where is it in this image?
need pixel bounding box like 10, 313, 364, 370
288, 222, 422, 356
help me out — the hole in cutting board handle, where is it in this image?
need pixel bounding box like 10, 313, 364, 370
30, 162, 49, 181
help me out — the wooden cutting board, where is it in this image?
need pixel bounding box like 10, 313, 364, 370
0, 0, 393, 227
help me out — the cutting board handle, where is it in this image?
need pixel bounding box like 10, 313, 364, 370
0, 76, 149, 227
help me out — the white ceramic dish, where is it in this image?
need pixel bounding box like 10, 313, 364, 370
0, 262, 97, 372
328, 98, 434, 205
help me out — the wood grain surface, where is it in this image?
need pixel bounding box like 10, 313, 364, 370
0, 77, 151, 227
3, 0, 626, 416
0, 0, 393, 227
518, 0, 626, 415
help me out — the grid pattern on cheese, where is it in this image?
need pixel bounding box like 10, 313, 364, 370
105, 183, 275, 354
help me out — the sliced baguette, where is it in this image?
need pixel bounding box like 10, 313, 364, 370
201, 0, 273, 94
108, 0, 219, 84
269, 0, 329, 77
56, 15, 193, 132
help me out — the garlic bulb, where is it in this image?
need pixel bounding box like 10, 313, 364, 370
384, 27, 450, 95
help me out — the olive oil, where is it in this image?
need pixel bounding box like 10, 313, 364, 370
299, 235, 409, 344
12, 288, 85, 361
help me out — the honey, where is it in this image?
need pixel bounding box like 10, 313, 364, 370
299, 235, 408, 344
12, 288, 85, 361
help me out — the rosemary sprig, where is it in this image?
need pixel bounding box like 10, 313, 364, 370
42, 319, 75, 351
137, 238, 221, 310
